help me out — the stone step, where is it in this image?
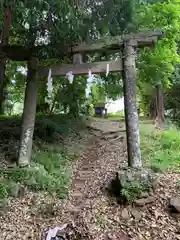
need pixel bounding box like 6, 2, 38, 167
81, 165, 94, 170
76, 170, 93, 179
67, 204, 82, 213
71, 179, 86, 191
71, 191, 83, 198
72, 200, 92, 210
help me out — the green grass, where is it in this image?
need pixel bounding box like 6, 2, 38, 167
0, 148, 71, 199
1, 114, 179, 201
0, 114, 87, 200
140, 123, 180, 172
108, 112, 124, 120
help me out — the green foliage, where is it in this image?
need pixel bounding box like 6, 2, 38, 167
108, 112, 124, 119
88, 104, 95, 116
103, 73, 123, 100
121, 182, 149, 202
34, 114, 85, 142
1, 0, 141, 117
35, 118, 65, 139
86, 73, 123, 110
140, 123, 180, 172
89, 83, 106, 105
0, 180, 21, 199
0, 114, 87, 199
3, 62, 26, 115
3, 0, 140, 48
164, 68, 180, 126
137, 0, 180, 116
1, 0, 136, 116
0, 149, 70, 199
0, 183, 8, 199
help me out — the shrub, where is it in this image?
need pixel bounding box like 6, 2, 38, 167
0, 183, 8, 199
0, 114, 87, 200
140, 124, 180, 172
121, 182, 149, 202
89, 104, 95, 116
0, 163, 70, 199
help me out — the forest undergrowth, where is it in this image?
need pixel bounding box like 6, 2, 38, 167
0, 114, 91, 202
0, 116, 180, 239
140, 123, 180, 172
0, 116, 179, 202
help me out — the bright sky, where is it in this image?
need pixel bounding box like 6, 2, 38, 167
106, 97, 124, 113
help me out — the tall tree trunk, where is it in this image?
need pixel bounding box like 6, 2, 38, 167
148, 92, 156, 119
122, 41, 142, 168
155, 83, 165, 128
18, 56, 38, 167
0, 2, 12, 114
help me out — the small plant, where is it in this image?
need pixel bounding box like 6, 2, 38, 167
0, 164, 70, 199
89, 104, 95, 116
150, 164, 163, 173
0, 183, 8, 199
107, 175, 150, 204
121, 182, 149, 202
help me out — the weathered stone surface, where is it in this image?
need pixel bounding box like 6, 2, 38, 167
135, 196, 156, 206
118, 167, 156, 188
18, 185, 26, 197
121, 208, 130, 220
10, 183, 21, 197
170, 196, 180, 213
10, 183, 26, 198
131, 209, 142, 220
25, 176, 37, 186
67, 203, 82, 213
0, 198, 9, 210
122, 43, 142, 168
140, 191, 149, 198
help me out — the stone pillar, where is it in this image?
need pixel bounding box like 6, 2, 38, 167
122, 40, 142, 168
18, 56, 38, 167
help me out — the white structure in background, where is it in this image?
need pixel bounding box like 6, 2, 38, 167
105, 97, 124, 113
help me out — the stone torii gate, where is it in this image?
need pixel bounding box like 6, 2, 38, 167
18, 31, 163, 168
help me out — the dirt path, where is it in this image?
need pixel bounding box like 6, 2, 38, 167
0, 119, 179, 239
67, 120, 126, 213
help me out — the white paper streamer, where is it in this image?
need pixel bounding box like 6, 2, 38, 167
86, 84, 91, 98
66, 71, 74, 84
46, 224, 68, 240
48, 68, 52, 82
106, 63, 109, 77
47, 69, 53, 97
87, 69, 94, 83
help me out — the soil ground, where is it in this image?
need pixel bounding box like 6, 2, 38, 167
0, 119, 179, 240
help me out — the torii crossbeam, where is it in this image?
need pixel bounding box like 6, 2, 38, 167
18, 30, 163, 168
38, 31, 163, 77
